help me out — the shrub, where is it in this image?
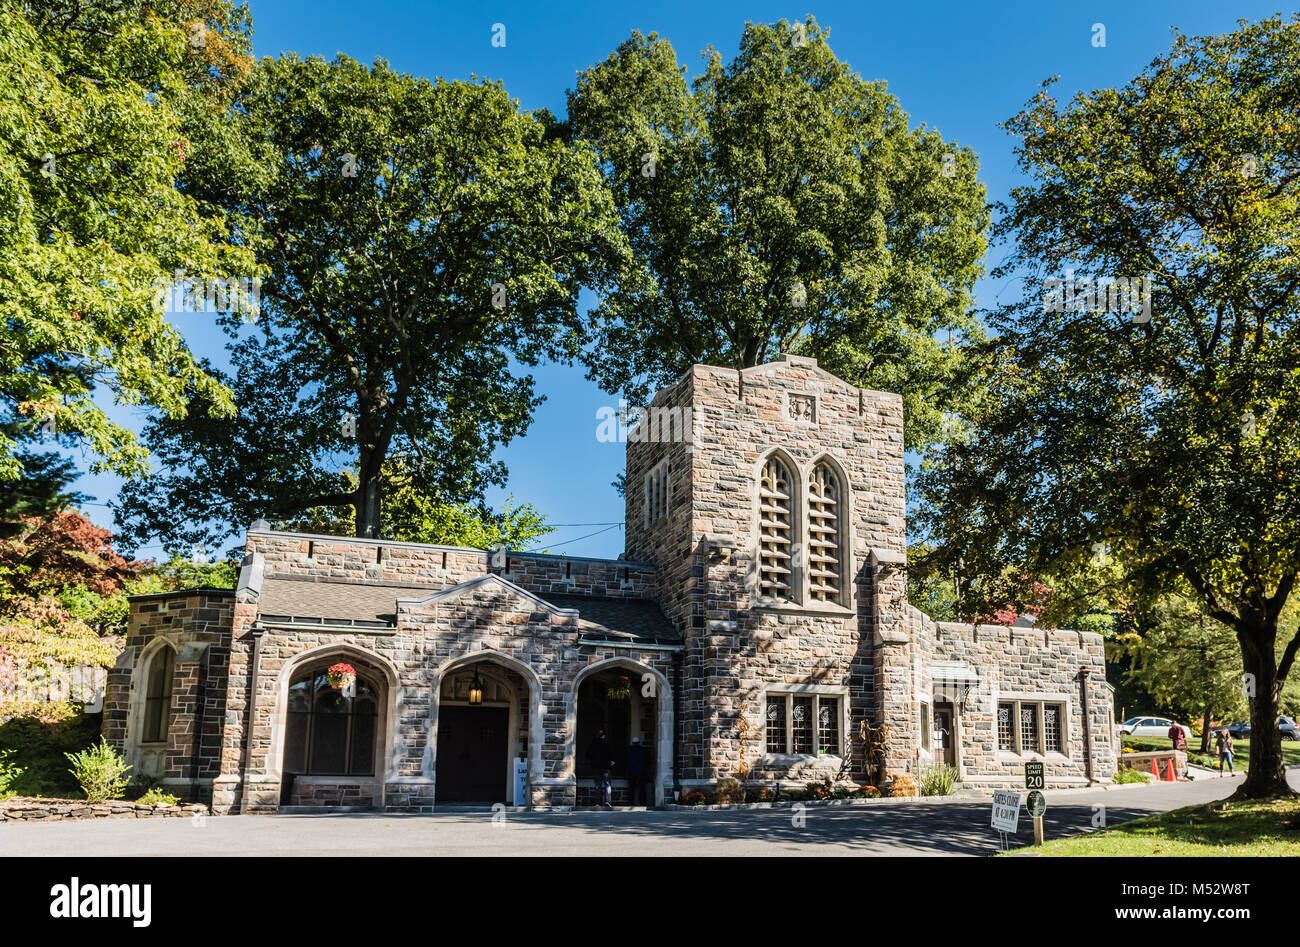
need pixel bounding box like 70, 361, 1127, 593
885, 772, 917, 797
136, 788, 180, 806
859, 785, 881, 798
1113, 767, 1153, 784
681, 789, 708, 806
918, 763, 958, 796
806, 778, 834, 800
713, 777, 744, 804
0, 749, 23, 799
65, 738, 130, 802
0, 708, 102, 797
776, 788, 809, 802
744, 787, 775, 803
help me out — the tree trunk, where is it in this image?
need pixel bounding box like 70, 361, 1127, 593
356, 462, 383, 539
1200, 702, 1212, 756
1236, 627, 1293, 798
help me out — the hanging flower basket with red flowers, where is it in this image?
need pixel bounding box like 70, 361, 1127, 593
606, 675, 632, 701
326, 663, 356, 691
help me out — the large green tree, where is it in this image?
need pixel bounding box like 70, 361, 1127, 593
0, 0, 256, 480
917, 17, 1300, 797
1121, 595, 1246, 755
566, 17, 989, 446
117, 54, 627, 547
273, 456, 553, 551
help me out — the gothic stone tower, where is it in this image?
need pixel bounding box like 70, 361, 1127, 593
625, 354, 913, 789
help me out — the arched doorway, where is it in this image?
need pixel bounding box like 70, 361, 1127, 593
572, 660, 669, 806
434, 661, 527, 804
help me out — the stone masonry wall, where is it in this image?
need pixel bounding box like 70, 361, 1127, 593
212, 534, 666, 812
910, 607, 1117, 786
102, 589, 233, 801
215, 578, 677, 813
626, 355, 908, 787
245, 532, 657, 601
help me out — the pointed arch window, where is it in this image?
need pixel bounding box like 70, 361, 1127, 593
141, 646, 175, 744
284, 667, 380, 776
758, 454, 795, 599
808, 462, 843, 603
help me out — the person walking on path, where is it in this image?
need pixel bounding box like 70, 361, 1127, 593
1168, 722, 1188, 753
626, 736, 650, 807
586, 729, 614, 807
1215, 727, 1234, 775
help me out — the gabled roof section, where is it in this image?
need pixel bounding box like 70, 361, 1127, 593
254, 574, 679, 646
738, 354, 900, 400
397, 573, 580, 617
547, 594, 680, 646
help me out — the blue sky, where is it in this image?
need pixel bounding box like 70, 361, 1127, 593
74, 0, 1283, 559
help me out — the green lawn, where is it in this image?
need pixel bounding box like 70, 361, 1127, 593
1005, 796, 1300, 856
1121, 734, 1300, 772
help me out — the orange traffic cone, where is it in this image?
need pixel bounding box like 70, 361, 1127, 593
1151, 758, 1159, 779
1166, 759, 1177, 782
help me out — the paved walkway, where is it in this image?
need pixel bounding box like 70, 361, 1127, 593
4, 771, 1288, 857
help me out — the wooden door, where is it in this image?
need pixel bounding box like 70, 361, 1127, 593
436, 706, 509, 803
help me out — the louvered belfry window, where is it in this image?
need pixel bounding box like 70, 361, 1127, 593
807, 463, 842, 603
758, 455, 795, 599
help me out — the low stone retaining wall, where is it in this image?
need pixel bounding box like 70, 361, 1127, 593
0, 796, 208, 823
1118, 749, 1187, 773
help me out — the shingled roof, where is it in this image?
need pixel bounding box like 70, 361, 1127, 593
546, 593, 680, 646
257, 578, 432, 627
255, 577, 680, 646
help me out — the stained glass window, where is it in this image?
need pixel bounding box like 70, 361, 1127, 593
998, 702, 1014, 751
1020, 703, 1040, 754
766, 696, 786, 753
1044, 704, 1062, 753
791, 697, 814, 753
818, 697, 840, 754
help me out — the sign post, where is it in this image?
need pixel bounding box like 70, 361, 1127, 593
991, 790, 1020, 834
1025, 761, 1047, 847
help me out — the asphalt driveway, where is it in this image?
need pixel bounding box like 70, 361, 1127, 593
5, 770, 1290, 857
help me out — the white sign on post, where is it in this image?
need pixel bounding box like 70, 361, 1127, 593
991, 790, 1021, 832
513, 758, 528, 806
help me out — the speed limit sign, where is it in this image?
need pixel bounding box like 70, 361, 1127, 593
1025, 761, 1045, 789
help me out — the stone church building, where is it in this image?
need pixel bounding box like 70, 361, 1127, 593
103, 355, 1117, 812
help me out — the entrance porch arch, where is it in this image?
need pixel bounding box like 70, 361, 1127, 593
430, 651, 543, 806
569, 657, 673, 806
268, 643, 401, 808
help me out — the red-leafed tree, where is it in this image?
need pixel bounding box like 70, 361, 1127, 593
0, 511, 133, 607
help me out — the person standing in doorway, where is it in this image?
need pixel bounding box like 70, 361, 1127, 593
586, 728, 614, 807
1215, 727, 1234, 776
626, 736, 649, 807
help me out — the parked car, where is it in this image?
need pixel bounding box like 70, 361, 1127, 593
1225, 717, 1300, 740
1120, 716, 1193, 741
